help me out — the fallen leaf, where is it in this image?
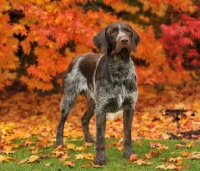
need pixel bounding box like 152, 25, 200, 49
0, 155, 13, 162
2, 145, 15, 154
52, 145, 65, 157
129, 154, 139, 162
63, 161, 75, 167
66, 143, 76, 150
185, 140, 195, 148
76, 146, 85, 151
116, 145, 124, 151
175, 144, 185, 149
26, 155, 40, 163
45, 162, 52, 167
18, 158, 29, 164
83, 142, 94, 147
134, 158, 144, 165
117, 138, 123, 146
84, 153, 95, 160
150, 142, 161, 148
136, 141, 143, 146
75, 153, 85, 160
156, 164, 166, 169
181, 151, 190, 157
187, 152, 200, 159
81, 163, 91, 168
90, 162, 103, 168
60, 153, 70, 160
169, 157, 183, 165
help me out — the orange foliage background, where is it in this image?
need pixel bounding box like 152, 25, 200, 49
0, 0, 199, 91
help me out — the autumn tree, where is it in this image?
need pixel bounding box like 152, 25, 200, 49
0, 0, 199, 91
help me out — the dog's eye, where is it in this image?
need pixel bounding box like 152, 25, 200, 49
125, 29, 132, 34
111, 28, 118, 34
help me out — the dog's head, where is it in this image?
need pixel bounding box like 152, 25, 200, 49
93, 22, 140, 55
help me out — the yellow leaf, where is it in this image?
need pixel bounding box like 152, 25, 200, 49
84, 142, 94, 147
84, 153, 95, 160
2, 145, 15, 154
116, 145, 124, 151
0, 155, 13, 162
27, 155, 40, 163
66, 143, 76, 150
186, 140, 195, 148
75, 153, 85, 160
45, 162, 52, 167
76, 146, 85, 151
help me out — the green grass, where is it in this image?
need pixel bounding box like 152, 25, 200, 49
0, 138, 200, 171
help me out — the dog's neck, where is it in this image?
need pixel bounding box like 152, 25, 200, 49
107, 50, 131, 85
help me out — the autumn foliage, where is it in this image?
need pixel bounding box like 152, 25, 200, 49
0, 0, 199, 91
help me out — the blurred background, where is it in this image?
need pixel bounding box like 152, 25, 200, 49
0, 0, 199, 93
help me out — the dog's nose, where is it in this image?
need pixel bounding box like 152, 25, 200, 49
121, 38, 128, 44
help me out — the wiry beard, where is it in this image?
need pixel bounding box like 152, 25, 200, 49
111, 41, 132, 56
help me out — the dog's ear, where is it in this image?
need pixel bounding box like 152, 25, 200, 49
93, 28, 108, 53
131, 30, 140, 52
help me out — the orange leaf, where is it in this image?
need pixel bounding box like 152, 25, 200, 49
63, 161, 75, 167
129, 154, 139, 162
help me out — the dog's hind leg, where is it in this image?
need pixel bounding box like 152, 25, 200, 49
56, 83, 77, 147
81, 98, 95, 143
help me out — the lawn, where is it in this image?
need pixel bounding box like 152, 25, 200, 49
0, 138, 200, 171
1, 83, 200, 170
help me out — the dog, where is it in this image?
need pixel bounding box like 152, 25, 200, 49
56, 22, 140, 165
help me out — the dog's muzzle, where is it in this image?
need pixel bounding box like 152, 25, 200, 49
111, 35, 132, 55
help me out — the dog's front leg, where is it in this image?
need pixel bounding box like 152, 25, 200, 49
94, 109, 106, 166
123, 101, 134, 159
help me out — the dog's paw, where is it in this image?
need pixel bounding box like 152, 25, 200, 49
94, 155, 106, 166
124, 150, 134, 159
55, 140, 64, 148
85, 137, 95, 143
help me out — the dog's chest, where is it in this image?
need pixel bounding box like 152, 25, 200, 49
95, 79, 137, 113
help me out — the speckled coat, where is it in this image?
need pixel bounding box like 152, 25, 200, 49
56, 22, 140, 166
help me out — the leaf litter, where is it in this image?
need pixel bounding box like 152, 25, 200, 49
0, 81, 200, 169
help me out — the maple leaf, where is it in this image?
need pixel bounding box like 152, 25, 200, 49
2, 145, 15, 154
75, 153, 85, 160
134, 158, 144, 165
169, 157, 183, 165
52, 145, 65, 157
66, 143, 76, 150
63, 161, 75, 167
156, 163, 177, 170
185, 140, 195, 148
60, 153, 70, 161
0, 155, 13, 162
187, 152, 200, 159
26, 155, 40, 163
116, 145, 124, 151
129, 154, 139, 162
181, 152, 191, 157
175, 144, 185, 149
75, 146, 86, 151
75, 153, 95, 160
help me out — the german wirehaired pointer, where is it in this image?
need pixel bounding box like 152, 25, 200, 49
56, 22, 140, 165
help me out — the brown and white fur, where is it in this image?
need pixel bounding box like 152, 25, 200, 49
56, 22, 140, 165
